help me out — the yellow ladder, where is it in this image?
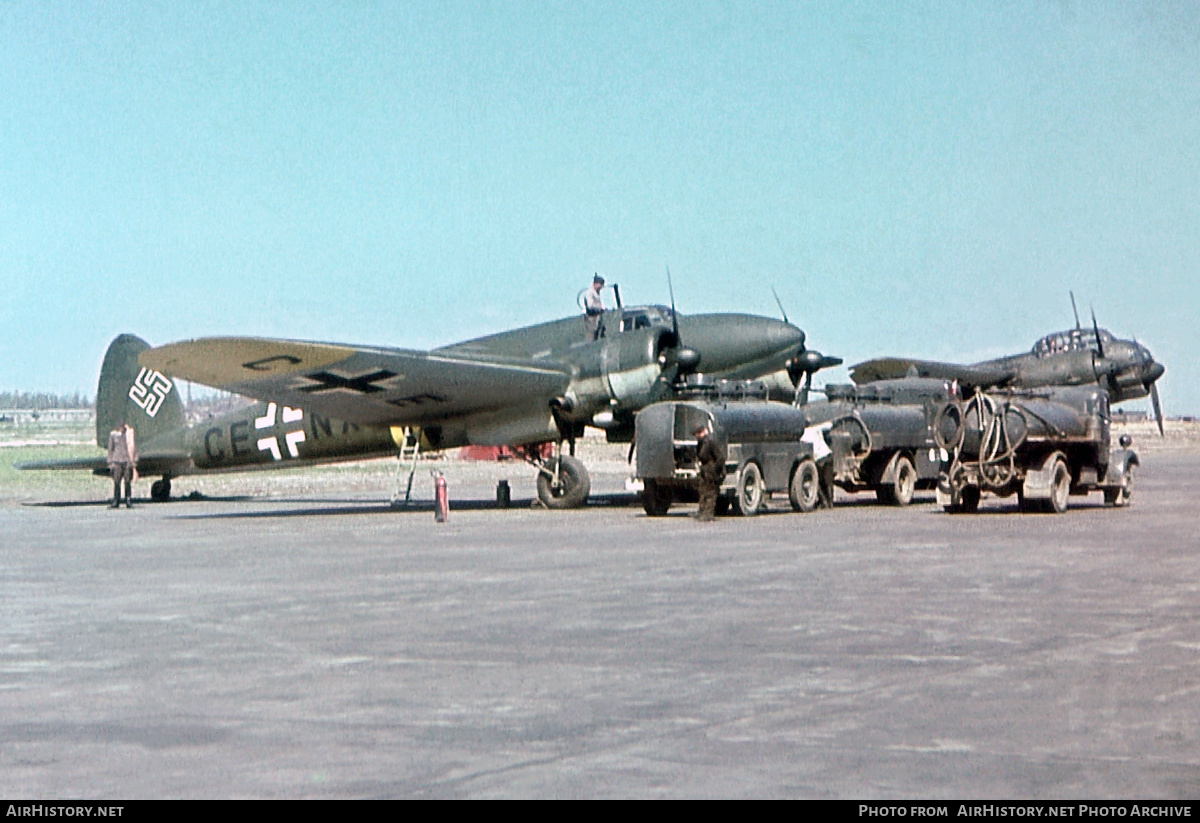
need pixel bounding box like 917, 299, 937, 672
390, 426, 422, 506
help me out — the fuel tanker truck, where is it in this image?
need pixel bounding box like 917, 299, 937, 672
805, 376, 957, 506
932, 384, 1138, 513
633, 380, 821, 516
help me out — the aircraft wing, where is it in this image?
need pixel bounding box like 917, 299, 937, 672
849, 357, 1016, 387
140, 337, 573, 426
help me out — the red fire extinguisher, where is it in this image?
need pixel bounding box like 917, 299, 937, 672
433, 470, 449, 522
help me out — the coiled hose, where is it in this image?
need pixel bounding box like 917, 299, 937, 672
937, 392, 1029, 490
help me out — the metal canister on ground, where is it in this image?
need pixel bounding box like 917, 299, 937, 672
433, 470, 449, 522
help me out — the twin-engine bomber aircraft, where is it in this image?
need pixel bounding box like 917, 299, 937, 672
23, 302, 832, 507
849, 322, 1165, 433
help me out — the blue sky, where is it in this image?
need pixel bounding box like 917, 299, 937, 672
3, 1, 1197, 413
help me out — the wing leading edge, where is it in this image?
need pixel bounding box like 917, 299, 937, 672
849, 357, 1015, 387
140, 337, 573, 426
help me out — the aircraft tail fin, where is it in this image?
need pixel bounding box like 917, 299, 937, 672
95, 334, 186, 449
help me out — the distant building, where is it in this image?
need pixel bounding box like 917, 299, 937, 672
1112, 409, 1148, 423
0, 408, 94, 424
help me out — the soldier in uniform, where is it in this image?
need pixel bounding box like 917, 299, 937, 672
583, 274, 606, 340
106, 421, 138, 508
694, 422, 726, 521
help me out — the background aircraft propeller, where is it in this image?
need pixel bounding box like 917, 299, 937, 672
786, 349, 843, 405
1150, 381, 1164, 436
657, 265, 701, 384
770, 286, 841, 404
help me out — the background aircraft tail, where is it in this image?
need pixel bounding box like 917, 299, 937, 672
95, 334, 186, 449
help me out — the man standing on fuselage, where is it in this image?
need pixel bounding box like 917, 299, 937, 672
583, 274, 606, 340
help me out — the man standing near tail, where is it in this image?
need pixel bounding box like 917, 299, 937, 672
107, 421, 138, 508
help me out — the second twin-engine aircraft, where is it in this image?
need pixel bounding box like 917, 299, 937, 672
848, 314, 1166, 434
88, 299, 831, 507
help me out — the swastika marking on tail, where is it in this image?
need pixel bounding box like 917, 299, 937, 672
129, 368, 173, 417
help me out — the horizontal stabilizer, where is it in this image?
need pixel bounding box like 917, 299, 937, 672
17, 450, 192, 477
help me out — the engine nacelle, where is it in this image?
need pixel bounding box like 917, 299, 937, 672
564, 327, 677, 420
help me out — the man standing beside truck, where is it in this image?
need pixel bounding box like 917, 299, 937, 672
694, 422, 726, 521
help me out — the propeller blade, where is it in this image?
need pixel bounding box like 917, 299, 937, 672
1090, 308, 1105, 360
771, 286, 789, 325
1070, 291, 1081, 330
1150, 381, 1164, 437
666, 265, 680, 344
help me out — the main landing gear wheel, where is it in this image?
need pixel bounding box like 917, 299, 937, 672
877, 454, 917, 506
734, 462, 764, 516
150, 478, 171, 502
642, 478, 673, 516
536, 455, 591, 509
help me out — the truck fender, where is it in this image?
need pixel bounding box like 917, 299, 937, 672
878, 450, 905, 484
1100, 449, 1139, 486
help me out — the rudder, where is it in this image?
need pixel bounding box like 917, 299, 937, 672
95, 334, 185, 449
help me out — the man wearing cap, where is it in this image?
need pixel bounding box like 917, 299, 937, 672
106, 421, 138, 509
694, 422, 726, 521
583, 274, 606, 340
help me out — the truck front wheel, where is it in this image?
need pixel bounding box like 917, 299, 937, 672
1046, 457, 1070, 514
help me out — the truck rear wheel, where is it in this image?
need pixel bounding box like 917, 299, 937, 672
734, 462, 764, 516
789, 458, 820, 513
641, 478, 673, 516
877, 454, 916, 506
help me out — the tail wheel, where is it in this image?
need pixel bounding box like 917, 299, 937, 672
1104, 464, 1133, 508
641, 478, 673, 516
734, 462, 764, 516
150, 478, 171, 502
536, 455, 591, 509
789, 458, 820, 513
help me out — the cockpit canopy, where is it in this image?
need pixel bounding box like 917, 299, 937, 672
1032, 328, 1115, 358
617, 305, 676, 333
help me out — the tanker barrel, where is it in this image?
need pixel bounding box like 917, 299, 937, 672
709, 402, 809, 443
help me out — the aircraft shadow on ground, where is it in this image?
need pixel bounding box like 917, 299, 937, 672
24, 491, 1109, 518
157, 491, 644, 520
